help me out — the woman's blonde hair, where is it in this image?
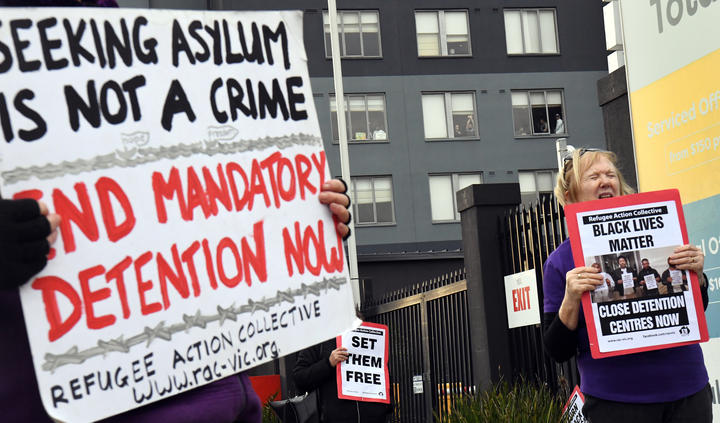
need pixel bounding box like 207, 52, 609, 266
554, 148, 634, 206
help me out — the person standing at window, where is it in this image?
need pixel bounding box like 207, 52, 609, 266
555, 113, 565, 134
538, 118, 548, 134
464, 115, 475, 135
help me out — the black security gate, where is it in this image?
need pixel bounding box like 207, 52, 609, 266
357, 194, 579, 422
499, 194, 579, 394
362, 270, 472, 423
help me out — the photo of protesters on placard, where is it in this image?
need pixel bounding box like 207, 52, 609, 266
586, 245, 685, 303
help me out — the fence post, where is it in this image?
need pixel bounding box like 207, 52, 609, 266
457, 183, 521, 392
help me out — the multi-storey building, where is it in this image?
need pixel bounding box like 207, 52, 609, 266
121, 0, 610, 297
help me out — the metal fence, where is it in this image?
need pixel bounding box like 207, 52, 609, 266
359, 195, 578, 422
500, 194, 579, 394
362, 270, 472, 423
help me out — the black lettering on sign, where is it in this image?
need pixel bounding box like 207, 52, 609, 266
63, 19, 96, 67
0, 89, 47, 142
0, 21, 14, 73
11, 19, 42, 72
65, 76, 146, 131
37, 18, 69, 71
161, 79, 195, 131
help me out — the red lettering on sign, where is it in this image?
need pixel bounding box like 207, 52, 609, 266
135, 251, 161, 316
152, 167, 187, 223
157, 244, 190, 309
95, 177, 135, 242
53, 183, 99, 253
180, 241, 202, 296
217, 237, 243, 288
282, 218, 344, 277
512, 286, 533, 312
32, 276, 82, 342
79, 265, 115, 330
203, 164, 232, 215
226, 162, 250, 211
260, 152, 282, 208
106, 256, 132, 319
294, 154, 315, 200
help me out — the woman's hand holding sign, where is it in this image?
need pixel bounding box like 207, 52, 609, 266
559, 266, 604, 330
566, 267, 605, 302
669, 244, 704, 276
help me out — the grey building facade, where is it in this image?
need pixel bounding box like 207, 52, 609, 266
120, 0, 609, 296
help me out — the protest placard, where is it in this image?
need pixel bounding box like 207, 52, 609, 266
336, 322, 390, 403
565, 190, 709, 358
0, 7, 357, 422
561, 385, 586, 423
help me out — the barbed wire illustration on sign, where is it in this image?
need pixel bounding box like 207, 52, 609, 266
42, 276, 347, 372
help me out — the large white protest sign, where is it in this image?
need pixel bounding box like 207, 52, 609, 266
336, 322, 390, 403
0, 8, 357, 422
566, 190, 708, 358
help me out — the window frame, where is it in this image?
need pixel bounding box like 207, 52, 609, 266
421, 91, 479, 141
323, 10, 383, 59
503, 8, 560, 56
510, 89, 566, 138
329, 93, 389, 143
414, 9, 472, 58
428, 172, 483, 223
518, 169, 558, 204
350, 175, 396, 226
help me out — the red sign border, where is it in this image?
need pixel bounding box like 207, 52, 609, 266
565, 189, 709, 358
335, 321, 391, 404
561, 385, 585, 416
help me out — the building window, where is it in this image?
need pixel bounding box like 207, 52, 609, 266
330, 94, 388, 142
323, 11, 381, 58
429, 173, 482, 222
519, 170, 558, 204
415, 10, 471, 57
511, 90, 565, 136
504, 9, 559, 55
422, 92, 477, 139
351, 176, 395, 225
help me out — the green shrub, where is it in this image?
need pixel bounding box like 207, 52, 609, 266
262, 393, 281, 423
438, 378, 567, 423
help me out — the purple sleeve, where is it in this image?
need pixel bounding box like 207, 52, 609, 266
99, 375, 257, 423
542, 257, 566, 314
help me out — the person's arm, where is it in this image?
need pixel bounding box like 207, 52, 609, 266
0, 198, 60, 290
542, 259, 601, 362
543, 312, 579, 363
293, 342, 348, 393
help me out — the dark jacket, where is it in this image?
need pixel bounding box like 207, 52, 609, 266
293, 339, 390, 423
638, 267, 661, 295
661, 267, 688, 293
611, 266, 638, 296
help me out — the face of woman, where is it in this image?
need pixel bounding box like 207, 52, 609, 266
573, 156, 620, 203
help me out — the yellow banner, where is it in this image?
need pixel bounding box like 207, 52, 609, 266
630, 48, 720, 204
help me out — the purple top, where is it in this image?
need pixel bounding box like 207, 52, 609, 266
0, 290, 261, 422
543, 239, 708, 402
